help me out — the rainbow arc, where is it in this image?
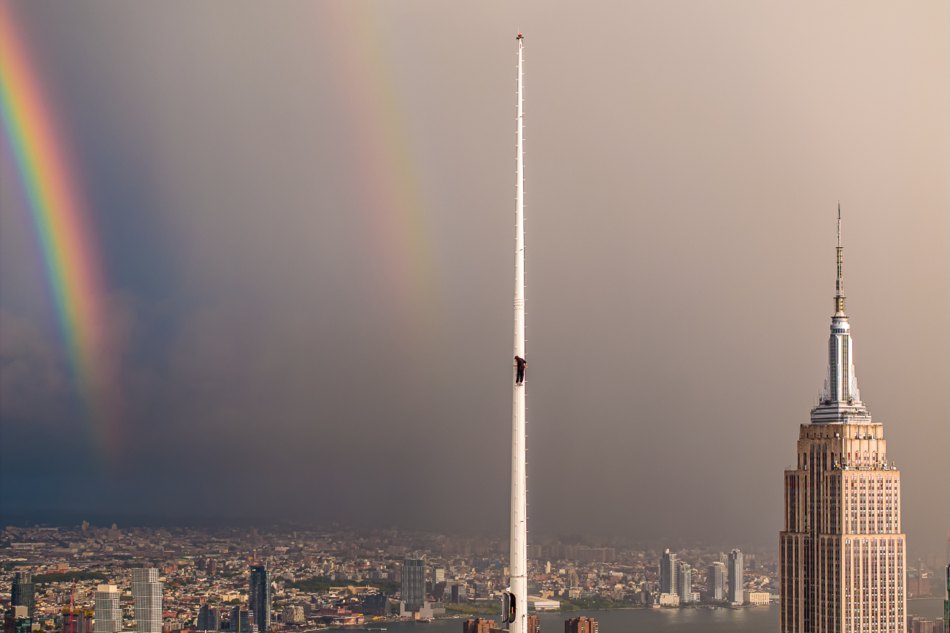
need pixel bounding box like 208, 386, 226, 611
0, 4, 122, 460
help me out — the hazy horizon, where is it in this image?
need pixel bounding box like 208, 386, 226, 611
2, 2, 948, 560
0, 511, 788, 555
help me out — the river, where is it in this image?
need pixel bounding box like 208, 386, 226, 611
366, 598, 945, 633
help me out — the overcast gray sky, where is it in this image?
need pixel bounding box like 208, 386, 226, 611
1, 1, 948, 557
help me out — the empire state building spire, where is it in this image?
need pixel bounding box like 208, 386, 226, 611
815, 205, 865, 420
835, 203, 845, 315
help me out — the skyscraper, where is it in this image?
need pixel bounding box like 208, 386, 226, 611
780, 208, 907, 633
401, 559, 426, 613
248, 566, 271, 632
131, 568, 162, 633
707, 562, 725, 602
65, 609, 84, 633
197, 605, 221, 632
660, 550, 677, 595
728, 550, 743, 605
230, 607, 254, 633
93, 586, 121, 633
11, 572, 34, 620
677, 561, 692, 603
944, 564, 949, 631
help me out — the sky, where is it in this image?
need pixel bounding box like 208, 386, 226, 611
1, 1, 948, 557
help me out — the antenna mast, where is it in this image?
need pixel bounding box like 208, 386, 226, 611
505, 31, 528, 633
835, 203, 845, 315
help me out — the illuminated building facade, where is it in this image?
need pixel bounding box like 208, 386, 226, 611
781, 209, 906, 633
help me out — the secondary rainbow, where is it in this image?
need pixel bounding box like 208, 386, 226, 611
0, 4, 121, 459
316, 3, 441, 343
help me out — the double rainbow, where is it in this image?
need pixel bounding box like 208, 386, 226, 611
0, 4, 440, 462
0, 4, 121, 459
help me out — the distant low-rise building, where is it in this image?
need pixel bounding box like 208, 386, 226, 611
398, 601, 443, 619
564, 616, 598, 633
527, 598, 560, 611
450, 584, 467, 604
657, 593, 680, 606
576, 548, 615, 564
356, 595, 390, 617
526, 615, 540, 633
4, 606, 31, 633
463, 618, 501, 633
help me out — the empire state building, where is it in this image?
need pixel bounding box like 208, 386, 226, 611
781, 208, 906, 633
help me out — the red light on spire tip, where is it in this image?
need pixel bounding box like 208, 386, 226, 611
517, 32, 523, 39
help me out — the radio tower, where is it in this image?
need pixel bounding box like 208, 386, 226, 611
504, 31, 528, 633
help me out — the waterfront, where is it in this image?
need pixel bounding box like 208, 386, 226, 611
378, 607, 777, 633
376, 599, 946, 633
379, 607, 780, 633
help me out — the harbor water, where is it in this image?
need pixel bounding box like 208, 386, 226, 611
370, 598, 945, 633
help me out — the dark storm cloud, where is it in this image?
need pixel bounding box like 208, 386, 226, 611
1, 1, 948, 557
0, 309, 68, 421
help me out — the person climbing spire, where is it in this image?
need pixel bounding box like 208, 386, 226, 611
515, 356, 526, 385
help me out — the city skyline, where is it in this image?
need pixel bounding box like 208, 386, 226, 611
2, 521, 948, 632
1, 0, 948, 560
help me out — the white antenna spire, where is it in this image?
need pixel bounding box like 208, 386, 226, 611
504, 30, 528, 633
837, 202, 841, 248
835, 203, 845, 315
